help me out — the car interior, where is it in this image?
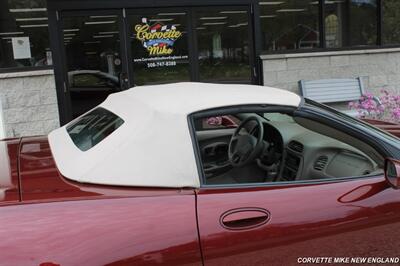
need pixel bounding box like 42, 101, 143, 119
194, 109, 384, 185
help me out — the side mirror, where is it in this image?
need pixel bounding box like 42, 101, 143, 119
384, 158, 400, 189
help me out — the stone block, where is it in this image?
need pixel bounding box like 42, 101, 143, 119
358, 64, 385, 76
319, 66, 358, 79
0, 78, 23, 93
40, 88, 58, 105
287, 58, 310, 70
349, 54, 370, 65
288, 83, 301, 94
271, 83, 291, 91
0, 92, 9, 109
22, 75, 55, 91
263, 71, 277, 86
277, 70, 298, 83
387, 74, 400, 84
6, 89, 41, 108
43, 119, 60, 133
369, 75, 388, 88
298, 69, 320, 81
330, 55, 350, 67
37, 104, 59, 121
3, 108, 28, 124
369, 53, 388, 63
263, 59, 287, 72
307, 57, 330, 69
11, 121, 45, 137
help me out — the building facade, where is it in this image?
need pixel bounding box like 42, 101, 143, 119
0, 0, 400, 137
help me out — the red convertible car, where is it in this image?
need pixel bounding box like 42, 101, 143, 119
1, 83, 400, 266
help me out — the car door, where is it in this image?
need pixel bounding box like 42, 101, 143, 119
195, 108, 400, 265
196, 178, 400, 265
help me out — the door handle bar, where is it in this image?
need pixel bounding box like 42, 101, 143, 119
220, 208, 270, 230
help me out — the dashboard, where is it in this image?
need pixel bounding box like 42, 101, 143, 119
254, 120, 380, 181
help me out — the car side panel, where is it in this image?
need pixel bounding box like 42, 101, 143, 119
17, 136, 187, 202
0, 195, 202, 266
0, 138, 21, 205
197, 176, 400, 265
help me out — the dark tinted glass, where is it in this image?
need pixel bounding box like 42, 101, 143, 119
195, 8, 252, 83
324, 1, 346, 48
67, 107, 124, 151
325, 0, 376, 48
260, 0, 319, 51
349, 0, 377, 46
62, 15, 123, 118
0, 0, 52, 69
382, 0, 400, 45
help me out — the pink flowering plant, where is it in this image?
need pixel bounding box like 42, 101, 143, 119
348, 89, 400, 123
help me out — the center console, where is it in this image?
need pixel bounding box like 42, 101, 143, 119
281, 141, 303, 181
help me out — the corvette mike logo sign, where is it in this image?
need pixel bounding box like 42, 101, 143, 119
135, 18, 182, 56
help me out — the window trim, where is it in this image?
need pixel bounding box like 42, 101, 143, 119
187, 103, 391, 189
0, 65, 53, 74
198, 174, 384, 190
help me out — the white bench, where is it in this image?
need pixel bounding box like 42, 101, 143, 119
299, 77, 378, 116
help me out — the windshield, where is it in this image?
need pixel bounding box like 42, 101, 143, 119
263, 112, 295, 123
303, 98, 400, 145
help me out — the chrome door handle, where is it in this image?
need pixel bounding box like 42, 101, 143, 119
220, 208, 270, 230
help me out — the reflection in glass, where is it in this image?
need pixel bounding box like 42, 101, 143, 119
325, 14, 340, 48
383, 0, 400, 45
129, 13, 190, 86
325, 0, 377, 47
62, 15, 122, 118
67, 107, 124, 151
195, 9, 251, 83
349, 0, 377, 46
324, 1, 346, 48
260, 0, 319, 51
0, 0, 52, 69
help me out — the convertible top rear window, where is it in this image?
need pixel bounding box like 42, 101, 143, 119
67, 107, 124, 151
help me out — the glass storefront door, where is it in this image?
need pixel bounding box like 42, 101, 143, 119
127, 9, 191, 86
61, 11, 128, 118
58, 7, 255, 121
126, 7, 254, 86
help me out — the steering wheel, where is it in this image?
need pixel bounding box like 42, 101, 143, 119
228, 116, 264, 167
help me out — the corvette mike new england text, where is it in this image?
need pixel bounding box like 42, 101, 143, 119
297, 257, 400, 264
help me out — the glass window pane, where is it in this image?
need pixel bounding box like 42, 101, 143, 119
67, 107, 124, 152
0, 0, 52, 69
260, 0, 319, 51
129, 13, 190, 86
62, 15, 123, 118
325, 0, 376, 48
324, 5, 343, 48
383, 0, 400, 45
349, 0, 377, 46
195, 9, 252, 83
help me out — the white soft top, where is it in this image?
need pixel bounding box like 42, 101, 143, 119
49, 82, 301, 188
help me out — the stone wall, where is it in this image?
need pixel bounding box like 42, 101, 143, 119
261, 48, 400, 97
0, 70, 59, 138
